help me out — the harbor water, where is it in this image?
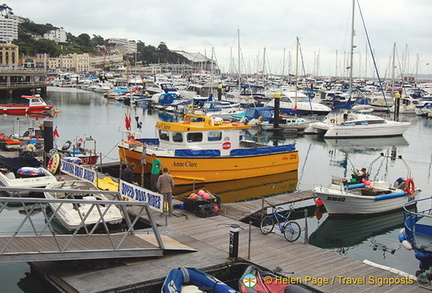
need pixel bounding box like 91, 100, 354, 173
0, 87, 431, 292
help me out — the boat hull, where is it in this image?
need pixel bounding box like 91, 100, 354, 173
119, 146, 299, 185
0, 105, 54, 115
44, 180, 123, 231
305, 121, 410, 138
313, 186, 417, 215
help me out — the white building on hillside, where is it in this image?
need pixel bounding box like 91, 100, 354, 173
0, 15, 18, 43
43, 28, 67, 43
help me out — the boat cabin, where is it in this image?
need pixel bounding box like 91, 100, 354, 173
154, 114, 251, 156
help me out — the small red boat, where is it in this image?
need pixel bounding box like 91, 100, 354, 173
0, 95, 54, 115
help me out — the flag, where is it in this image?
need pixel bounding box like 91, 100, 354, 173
53, 127, 60, 138
125, 114, 131, 130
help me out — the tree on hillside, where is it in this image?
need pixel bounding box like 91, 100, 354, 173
0, 4, 13, 17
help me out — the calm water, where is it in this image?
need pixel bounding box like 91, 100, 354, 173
1, 87, 431, 291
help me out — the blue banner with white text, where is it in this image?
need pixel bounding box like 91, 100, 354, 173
119, 180, 163, 212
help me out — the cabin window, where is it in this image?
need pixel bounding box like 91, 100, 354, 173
159, 130, 169, 141
187, 132, 203, 142
208, 131, 222, 141
173, 132, 183, 142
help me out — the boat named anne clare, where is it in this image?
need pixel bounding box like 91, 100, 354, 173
118, 114, 299, 186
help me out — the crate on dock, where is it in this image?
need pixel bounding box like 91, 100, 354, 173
183, 192, 221, 214
194, 203, 219, 218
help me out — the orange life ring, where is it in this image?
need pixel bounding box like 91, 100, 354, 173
128, 135, 135, 140
405, 178, 415, 195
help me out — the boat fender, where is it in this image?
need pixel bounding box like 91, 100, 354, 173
48, 153, 60, 174
401, 239, 412, 251
398, 231, 406, 243
405, 178, 415, 195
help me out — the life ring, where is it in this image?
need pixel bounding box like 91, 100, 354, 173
47, 153, 60, 174
405, 178, 415, 195
224, 85, 230, 93
128, 135, 135, 141
330, 118, 336, 124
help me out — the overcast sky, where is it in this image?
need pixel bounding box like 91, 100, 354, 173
11, 0, 432, 78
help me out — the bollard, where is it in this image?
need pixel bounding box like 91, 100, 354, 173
304, 209, 309, 244
229, 224, 240, 259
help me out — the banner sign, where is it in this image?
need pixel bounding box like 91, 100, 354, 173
60, 160, 97, 184
119, 180, 163, 212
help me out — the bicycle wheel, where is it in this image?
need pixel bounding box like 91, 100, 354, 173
260, 215, 275, 234
283, 221, 301, 242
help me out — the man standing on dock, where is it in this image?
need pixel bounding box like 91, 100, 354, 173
121, 163, 135, 183
157, 167, 175, 216
151, 153, 162, 191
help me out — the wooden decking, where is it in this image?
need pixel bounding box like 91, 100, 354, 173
0, 234, 164, 262
221, 190, 315, 220
37, 192, 424, 292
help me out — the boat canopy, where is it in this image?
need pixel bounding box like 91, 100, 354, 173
245, 106, 273, 121
0, 157, 42, 171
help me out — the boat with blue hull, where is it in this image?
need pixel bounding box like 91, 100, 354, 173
399, 197, 432, 288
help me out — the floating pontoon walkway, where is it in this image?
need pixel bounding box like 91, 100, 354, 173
33, 192, 423, 293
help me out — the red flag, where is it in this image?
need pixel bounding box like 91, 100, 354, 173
53, 127, 60, 138
125, 114, 131, 130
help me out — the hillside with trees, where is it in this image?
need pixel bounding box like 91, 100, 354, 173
10, 6, 188, 66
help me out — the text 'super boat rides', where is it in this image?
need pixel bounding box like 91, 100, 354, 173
118, 114, 299, 186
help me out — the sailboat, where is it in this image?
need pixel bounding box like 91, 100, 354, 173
265, 37, 331, 116
304, 0, 411, 138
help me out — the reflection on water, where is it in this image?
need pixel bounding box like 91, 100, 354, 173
309, 210, 406, 249
174, 171, 298, 203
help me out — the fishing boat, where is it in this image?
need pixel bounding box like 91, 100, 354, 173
0, 157, 57, 192
399, 196, 432, 288
44, 180, 123, 231
61, 136, 99, 165
0, 95, 54, 115
313, 153, 419, 215
303, 111, 410, 138
118, 114, 299, 186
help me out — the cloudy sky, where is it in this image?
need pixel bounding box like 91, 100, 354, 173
11, 0, 432, 78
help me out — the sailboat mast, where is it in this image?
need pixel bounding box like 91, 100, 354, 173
238, 28, 241, 91
349, 0, 355, 99
295, 36, 299, 109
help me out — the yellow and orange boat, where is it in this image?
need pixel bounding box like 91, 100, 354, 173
118, 114, 299, 186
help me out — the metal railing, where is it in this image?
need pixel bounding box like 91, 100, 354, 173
0, 186, 164, 261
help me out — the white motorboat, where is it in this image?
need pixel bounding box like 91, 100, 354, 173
44, 180, 123, 231
0, 157, 57, 193
264, 89, 331, 116
313, 154, 419, 215
304, 111, 410, 138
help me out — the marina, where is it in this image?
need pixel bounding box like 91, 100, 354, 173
0, 86, 432, 292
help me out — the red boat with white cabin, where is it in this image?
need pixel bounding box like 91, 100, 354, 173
0, 95, 54, 115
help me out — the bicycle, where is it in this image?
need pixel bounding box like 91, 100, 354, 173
259, 201, 301, 242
